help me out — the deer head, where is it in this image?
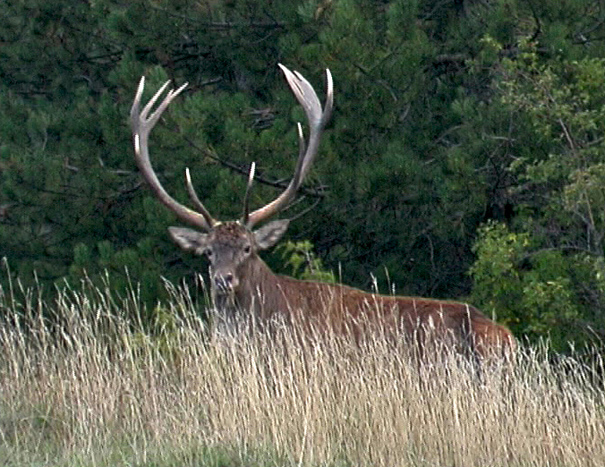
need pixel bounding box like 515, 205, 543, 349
130, 65, 333, 319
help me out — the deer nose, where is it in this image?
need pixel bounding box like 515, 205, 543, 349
214, 272, 234, 293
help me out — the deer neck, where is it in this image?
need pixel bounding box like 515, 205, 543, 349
235, 255, 282, 316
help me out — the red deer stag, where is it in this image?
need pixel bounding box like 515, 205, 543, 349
130, 64, 515, 361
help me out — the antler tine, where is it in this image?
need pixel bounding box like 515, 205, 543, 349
131, 77, 215, 231
185, 168, 216, 226
246, 65, 333, 228
241, 162, 256, 225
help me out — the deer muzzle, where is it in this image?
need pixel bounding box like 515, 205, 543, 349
212, 271, 238, 295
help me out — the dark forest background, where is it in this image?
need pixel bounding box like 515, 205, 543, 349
1, 0, 604, 350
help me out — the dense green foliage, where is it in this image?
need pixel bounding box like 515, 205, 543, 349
1, 0, 604, 349
471, 44, 605, 349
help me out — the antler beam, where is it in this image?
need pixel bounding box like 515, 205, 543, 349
130, 77, 216, 231
245, 64, 333, 228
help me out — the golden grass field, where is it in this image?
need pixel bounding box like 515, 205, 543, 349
1, 277, 604, 466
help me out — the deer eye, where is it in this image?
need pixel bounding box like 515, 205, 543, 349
203, 248, 213, 258
243, 245, 251, 255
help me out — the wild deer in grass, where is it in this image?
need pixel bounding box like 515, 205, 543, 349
130, 64, 515, 361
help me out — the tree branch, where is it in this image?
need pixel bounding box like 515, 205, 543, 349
181, 135, 328, 199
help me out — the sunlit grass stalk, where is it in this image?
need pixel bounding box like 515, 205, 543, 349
0, 275, 604, 466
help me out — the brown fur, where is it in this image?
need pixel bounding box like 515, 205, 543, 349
169, 222, 515, 362
230, 251, 516, 361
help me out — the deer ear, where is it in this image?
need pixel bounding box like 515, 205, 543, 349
168, 227, 210, 254
254, 219, 290, 250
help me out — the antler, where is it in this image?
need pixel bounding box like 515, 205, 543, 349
131, 65, 332, 232
245, 64, 333, 229
130, 77, 216, 231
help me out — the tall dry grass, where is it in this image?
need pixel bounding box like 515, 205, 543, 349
0, 275, 604, 466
